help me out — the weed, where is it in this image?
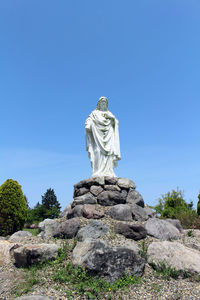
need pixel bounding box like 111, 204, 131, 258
151, 283, 162, 293
140, 240, 148, 261
151, 260, 180, 280
187, 230, 194, 237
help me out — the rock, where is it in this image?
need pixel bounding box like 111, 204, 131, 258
90, 185, 104, 196
126, 189, 144, 207
38, 219, 58, 238
14, 243, 58, 267
104, 185, 121, 192
74, 177, 104, 189
59, 203, 71, 218
72, 238, 145, 281
130, 204, 149, 221
53, 218, 80, 238
74, 187, 90, 197
9, 231, 32, 242
144, 206, 156, 218
0, 240, 18, 266
166, 219, 183, 233
145, 218, 181, 240
97, 191, 126, 206
106, 204, 133, 221
30, 224, 38, 229
67, 205, 83, 219
114, 223, 147, 240
104, 176, 118, 185
117, 178, 136, 189
72, 193, 97, 207
148, 241, 200, 275
82, 204, 104, 219
77, 220, 109, 241
15, 296, 55, 300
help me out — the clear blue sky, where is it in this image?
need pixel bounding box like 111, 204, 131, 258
0, 0, 199, 210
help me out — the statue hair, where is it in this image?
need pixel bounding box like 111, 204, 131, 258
96, 97, 108, 110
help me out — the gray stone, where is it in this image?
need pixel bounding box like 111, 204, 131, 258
14, 243, 58, 267
15, 296, 55, 300
114, 223, 147, 240
145, 218, 181, 240
53, 218, 80, 238
90, 185, 104, 196
130, 204, 149, 221
166, 219, 183, 233
74, 177, 105, 189
72, 193, 97, 207
67, 205, 83, 219
59, 203, 71, 218
74, 187, 90, 197
144, 206, 156, 218
104, 185, 121, 192
148, 241, 200, 275
117, 178, 136, 189
38, 219, 58, 238
72, 238, 145, 281
97, 191, 126, 206
104, 176, 118, 185
9, 231, 32, 242
106, 204, 133, 221
77, 220, 109, 241
126, 189, 144, 207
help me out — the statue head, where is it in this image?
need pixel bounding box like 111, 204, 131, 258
97, 96, 108, 111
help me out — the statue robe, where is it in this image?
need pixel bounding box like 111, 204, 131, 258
85, 109, 121, 177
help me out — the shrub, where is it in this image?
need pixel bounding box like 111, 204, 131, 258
0, 179, 28, 236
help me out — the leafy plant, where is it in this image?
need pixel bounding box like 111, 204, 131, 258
151, 260, 180, 280
140, 240, 148, 261
0, 179, 28, 236
187, 230, 194, 237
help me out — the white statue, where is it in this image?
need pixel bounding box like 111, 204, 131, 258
85, 96, 121, 177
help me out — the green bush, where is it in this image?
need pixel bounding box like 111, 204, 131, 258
0, 179, 28, 236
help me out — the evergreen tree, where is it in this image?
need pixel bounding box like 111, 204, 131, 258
41, 188, 61, 218
0, 179, 28, 236
197, 193, 200, 215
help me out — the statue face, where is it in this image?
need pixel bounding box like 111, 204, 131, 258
99, 100, 107, 111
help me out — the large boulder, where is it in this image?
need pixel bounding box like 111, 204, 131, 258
166, 219, 183, 233
77, 220, 109, 242
97, 190, 126, 206
72, 193, 97, 207
38, 219, 58, 238
126, 189, 144, 207
90, 185, 104, 196
53, 218, 80, 238
106, 204, 133, 221
145, 218, 181, 240
74, 187, 90, 197
14, 243, 58, 267
82, 204, 104, 219
72, 238, 145, 281
130, 204, 149, 221
67, 205, 83, 219
114, 223, 147, 241
0, 240, 18, 266
117, 178, 136, 189
9, 231, 32, 242
74, 177, 105, 189
148, 241, 200, 275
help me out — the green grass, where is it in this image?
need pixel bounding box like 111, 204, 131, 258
140, 240, 148, 261
23, 228, 39, 236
